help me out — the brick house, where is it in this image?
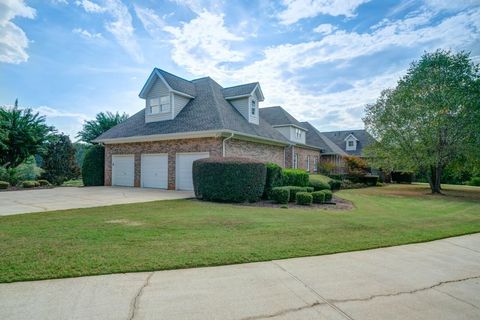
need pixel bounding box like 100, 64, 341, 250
94, 68, 373, 190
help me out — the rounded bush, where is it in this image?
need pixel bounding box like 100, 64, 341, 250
311, 191, 325, 204
328, 179, 341, 191
193, 157, 267, 203
82, 145, 104, 186
467, 177, 480, 186
22, 180, 37, 188
271, 187, 289, 204
263, 163, 284, 199
37, 179, 50, 186
309, 179, 330, 191
295, 192, 313, 205
282, 169, 309, 187
0, 181, 9, 189
280, 186, 310, 202
323, 190, 333, 202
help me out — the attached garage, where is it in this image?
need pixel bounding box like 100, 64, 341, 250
176, 152, 210, 191
141, 153, 168, 189
112, 155, 134, 187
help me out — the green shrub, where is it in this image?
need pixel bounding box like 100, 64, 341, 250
263, 163, 284, 198
360, 175, 379, 186
306, 186, 314, 192
0, 181, 9, 189
282, 169, 309, 187
341, 179, 367, 189
309, 179, 330, 191
323, 190, 333, 202
295, 192, 313, 205
22, 180, 37, 188
276, 186, 310, 202
82, 145, 105, 186
193, 157, 266, 203
329, 174, 344, 181
329, 179, 341, 191
311, 191, 325, 203
37, 179, 50, 186
468, 177, 480, 186
271, 187, 290, 204
0, 167, 8, 182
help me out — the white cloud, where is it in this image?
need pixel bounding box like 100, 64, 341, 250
278, 0, 370, 25
76, 0, 143, 63
72, 28, 102, 39
32, 106, 90, 139
75, 0, 106, 13
134, 5, 165, 37
172, 0, 223, 14
0, 0, 36, 64
313, 23, 336, 35
164, 11, 244, 76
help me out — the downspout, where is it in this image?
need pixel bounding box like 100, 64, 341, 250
222, 133, 234, 157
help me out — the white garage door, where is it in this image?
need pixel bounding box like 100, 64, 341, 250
141, 154, 168, 189
176, 152, 210, 191
112, 155, 134, 187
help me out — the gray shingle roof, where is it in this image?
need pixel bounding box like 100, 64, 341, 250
321, 129, 375, 156
96, 76, 289, 144
300, 122, 347, 156
222, 83, 258, 98
259, 106, 307, 129
155, 68, 197, 97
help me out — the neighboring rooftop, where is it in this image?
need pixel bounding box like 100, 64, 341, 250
300, 122, 347, 156
222, 83, 258, 98
260, 106, 307, 129
321, 129, 375, 156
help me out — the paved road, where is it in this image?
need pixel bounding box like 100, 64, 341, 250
0, 186, 194, 215
1, 234, 479, 319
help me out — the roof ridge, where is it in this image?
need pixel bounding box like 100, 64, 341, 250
155, 68, 193, 83
223, 82, 258, 90
302, 121, 347, 155
203, 77, 227, 129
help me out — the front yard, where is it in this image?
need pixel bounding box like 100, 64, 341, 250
1, 183, 479, 283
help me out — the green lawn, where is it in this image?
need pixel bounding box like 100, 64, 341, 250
1, 184, 479, 283
61, 179, 84, 187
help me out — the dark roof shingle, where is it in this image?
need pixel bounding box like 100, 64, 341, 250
321, 129, 375, 156
259, 106, 307, 129
222, 83, 258, 98
155, 68, 197, 97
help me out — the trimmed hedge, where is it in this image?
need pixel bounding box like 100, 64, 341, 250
360, 175, 379, 186
264, 163, 284, 198
296, 192, 312, 205
467, 177, 480, 186
193, 157, 266, 203
323, 190, 333, 202
311, 191, 325, 204
275, 186, 310, 202
282, 169, 309, 187
22, 180, 39, 188
82, 145, 104, 186
37, 179, 50, 186
0, 181, 9, 189
391, 171, 413, 184
329, 179, 341, 191
309, 179, 330, 191
271, 187, 290, 204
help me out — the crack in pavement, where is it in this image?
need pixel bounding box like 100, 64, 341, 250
127, 272, 154, 320
271, 261, 354, 320
329, 275, 480, 305
238, 301, 323, 320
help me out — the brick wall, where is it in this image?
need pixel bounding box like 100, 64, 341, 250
225, 139, 284, 166
104, 137, 223, 189
285, 145, 321, 173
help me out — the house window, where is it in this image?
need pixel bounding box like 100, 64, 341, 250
295, 128, 302, 139
149, 96, 170, 114
251, 100, 256, 115
346, 139, 356, 150
306, 156, 310, 172
348, 141, 354, 147
293, 153, 298, 169
313, 156, 318, 173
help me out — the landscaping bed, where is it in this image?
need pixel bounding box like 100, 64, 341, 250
236, 196, 353, 211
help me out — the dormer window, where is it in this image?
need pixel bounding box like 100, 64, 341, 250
149, 96, 170, 114
295, 128, 302, 139
251, 100, 256, 115
348, 141, 354, 147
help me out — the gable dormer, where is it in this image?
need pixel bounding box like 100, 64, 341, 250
344, 133, 359, 151
223, 83, 264, 125
259, 106, 307, 144
139, 68, 195, 123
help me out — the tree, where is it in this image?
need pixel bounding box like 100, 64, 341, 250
77, 111, 128, 143
82, 144, 105, 186
364, 50, 480, 193
0, 106, 54, 168
41, 134, 80, 185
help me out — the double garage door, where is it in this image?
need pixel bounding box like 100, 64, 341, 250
111, 152, 209, 191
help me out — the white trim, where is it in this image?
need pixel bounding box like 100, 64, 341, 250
139, 69, 195, 99
171, 92, 175, 119
344, 133, 359, 141
224, 94, 252, 100
272, 124, 309, 131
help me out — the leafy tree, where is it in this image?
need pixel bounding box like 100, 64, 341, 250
82, 144, 105, 186
364, 50, 480, 193
73, 142, 90, 168
41, 134, 80, 185
0, 106, 54, 168
77, 111, 128, 143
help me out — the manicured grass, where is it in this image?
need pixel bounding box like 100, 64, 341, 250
1, 184, 479, 283
61, 179, 83, 187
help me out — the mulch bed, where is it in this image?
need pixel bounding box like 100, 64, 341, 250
236, 196, 354, 211
0, 186, 54, 192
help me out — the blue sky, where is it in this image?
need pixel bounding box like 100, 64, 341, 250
1, 0, 479, 139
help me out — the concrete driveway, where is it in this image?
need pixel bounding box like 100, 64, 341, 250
1, 234, 479, 320
0, 186, 194, 215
